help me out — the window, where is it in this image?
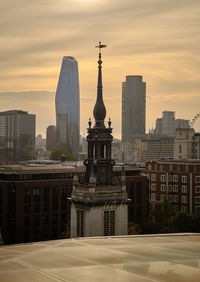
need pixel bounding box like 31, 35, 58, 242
169, 164, 173, 172
173, 195, 178, 202
181, 196, 187, 203
24, 216, 30, 227
182, 186, 187, 193
151, 193, 156, 200
179, 145, 182, 153
195, 206, 200, 214
42, 215, 49, 224
181, 206, 187, 212
168, 185, 172, 192
177, 165, 180, 172
195, 197, 200, 204
151, 174, 156, 181
182, 176, 187, 183
160, 194, 166, 202
152, 203, 155, 210
193, 166, 197, 173
168, 195, 172, 203
168, 175, 172, 183
195, 186, 200, 193
148, 164, 151, 170
34, 215, 40, 226
104, 210, 115, 236
160, 184, 166, 192
151, 184, 156, 191
173, 185, 178, 192
195, 176, 200, 183
173, 175, 178, 182
173, 205, 179, 213
160, 164, 163, 171
33, 188, 40, 196
161, 175, 166, 182
77, 210, 84, 237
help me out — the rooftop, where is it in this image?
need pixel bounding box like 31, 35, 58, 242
0, 234, 199, 282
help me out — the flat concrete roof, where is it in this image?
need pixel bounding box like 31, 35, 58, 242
0, 234, 200, 281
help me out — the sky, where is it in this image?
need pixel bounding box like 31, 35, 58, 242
0, 0, 200, 138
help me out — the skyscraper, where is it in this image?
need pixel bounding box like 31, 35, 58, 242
122, 75, 146, 141
55, 56, 80, 156
0, 110, 35, 161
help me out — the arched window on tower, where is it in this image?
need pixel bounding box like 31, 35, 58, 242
179, 144, 182, 154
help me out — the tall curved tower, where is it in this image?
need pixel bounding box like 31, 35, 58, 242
55, 56, 80, 156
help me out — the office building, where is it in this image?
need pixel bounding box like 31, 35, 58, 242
46, 125, 57, 151
155, 111, 190, 137
0, 110, 35, 162
122, 75, 146, 141
55, 56, 80, 156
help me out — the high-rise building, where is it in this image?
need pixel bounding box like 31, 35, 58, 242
46, 125, 57, 151
55, 56, 80, 156
122, 75, 146, 141
0, 110, 35, 161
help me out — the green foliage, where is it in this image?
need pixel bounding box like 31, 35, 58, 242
50, 148, 77, 161
128, 221, 142, 235
171, 211, 200, 233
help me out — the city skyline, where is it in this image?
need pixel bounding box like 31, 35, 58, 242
0, 0, 200, 137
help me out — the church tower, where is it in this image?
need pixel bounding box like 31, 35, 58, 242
70, 43, 128, 237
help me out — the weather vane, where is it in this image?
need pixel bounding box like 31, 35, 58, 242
95, 41, 107, 54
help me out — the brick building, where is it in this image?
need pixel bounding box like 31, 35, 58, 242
0, 163, 148, 244
144, 160, 200, 221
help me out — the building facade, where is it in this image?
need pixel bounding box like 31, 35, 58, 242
55, 56, 80, 156
0, 110, 35, 162
122, 75, 146, 141
174, 128, 200, 160
0, 163, 148, 244
155, 111, 190, 137
144, 160, 200, 221
46, 125, 57, 152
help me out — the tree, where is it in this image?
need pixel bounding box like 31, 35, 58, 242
50, 148, 77, 161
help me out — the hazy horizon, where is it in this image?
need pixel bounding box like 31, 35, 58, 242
1, 0, 200, 137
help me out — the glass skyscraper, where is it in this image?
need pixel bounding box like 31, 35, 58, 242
55, 56, 80, 156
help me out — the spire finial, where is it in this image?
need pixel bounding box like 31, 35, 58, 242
93, 42, 107, 128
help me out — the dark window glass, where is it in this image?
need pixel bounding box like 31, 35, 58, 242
34, 215, 40, 226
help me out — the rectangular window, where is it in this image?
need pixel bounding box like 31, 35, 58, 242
168, 185, 172, 192
173, 185, 178, 192
160, 164, 163, 171
181, 196, 187, 203
195, 206, 200, 214
169, 164, 173, 172
182, 186, 187, 193
160, 184, 166, 192
173, 175, 178, 182
160, 175, 166, 182
182, 176, 187, 183
104, 210, 115, 236
152, 203, 156, 210
168, 195, 172, 203
77, 210, 84, 237
195, 197, 200, 204
151, 193, 156, 201
151, 183, 156, 191
195, 176, 200, 183
173, 205, 179, 213
173, 195, 178, 202
195, 186, 200, 193
168, 175, 172, 183
151, 174, 156, 181
160, 194, 166, 202
181, 206, 187, 212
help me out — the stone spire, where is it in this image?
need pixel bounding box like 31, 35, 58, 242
93, 42, 107, 128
